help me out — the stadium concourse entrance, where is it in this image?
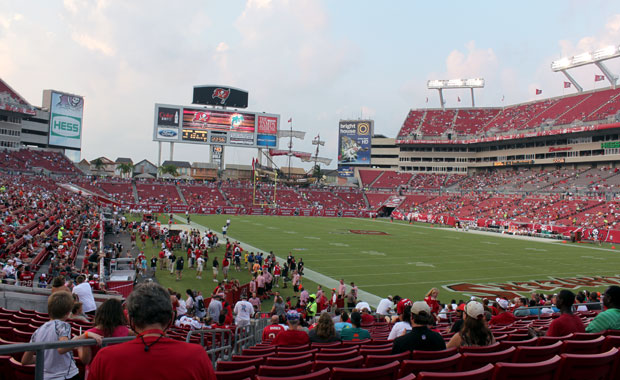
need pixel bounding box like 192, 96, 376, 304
377, 205, 395, 217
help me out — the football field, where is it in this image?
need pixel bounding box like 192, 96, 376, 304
178, 214, 620, 306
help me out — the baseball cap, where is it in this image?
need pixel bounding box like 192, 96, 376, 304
496, 298, 509, 310
286, 310, 300, 321
457, 303, 466, 312
465, 301, 485, 319
411, 301, 431, 315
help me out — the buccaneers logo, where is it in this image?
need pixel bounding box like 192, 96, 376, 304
212, 88, 230, 104
192, 112, 210, 123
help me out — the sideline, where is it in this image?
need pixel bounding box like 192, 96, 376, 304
172, 215, 384, 307
360, 218, 620, 254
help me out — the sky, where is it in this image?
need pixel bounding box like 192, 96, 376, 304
2, 0, 620, 169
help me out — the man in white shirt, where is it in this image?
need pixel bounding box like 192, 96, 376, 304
72, 275, 97, 314
234, 295, 254, 327
376, 296, 393, 318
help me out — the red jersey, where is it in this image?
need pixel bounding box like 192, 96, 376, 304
546, 313, 586, 337
274, 266, 281, 276
262, 324, 284, 341
271, 330, 309, 346
19, 272, 34, 287
424, 296, 441, 314
397, 299, 413, 315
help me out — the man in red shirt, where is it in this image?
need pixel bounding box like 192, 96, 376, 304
262, 315, 284, 341
271, 310, 309, 346
489, 298, 516, 326
88, 282, 216, 380
546, 290, 585, 337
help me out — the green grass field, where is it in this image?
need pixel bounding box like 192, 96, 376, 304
133, 213, 620, 308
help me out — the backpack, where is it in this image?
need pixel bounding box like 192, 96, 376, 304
197, 297, 205, 312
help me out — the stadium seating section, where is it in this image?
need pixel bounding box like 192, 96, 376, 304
397, 87, 620, 139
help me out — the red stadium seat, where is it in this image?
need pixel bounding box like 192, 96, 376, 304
216, 357, 263, 371
0, 355, 12, 380
258, 361, 313, 377
498, 337, 538, 349
602, 335, 620, 352
312, 355, 364, 371
555, 347, 619, 380
459, 347, 516, 371
512, 341, 562, 363
398, 354, 462, 377
232, 354, 273, 362
9, 357, 34, 380
397, 374, 416, 380
318, 347, 357, 354
277, 349, 317, 358
359, 347, 393, 356
536, 334, 573, 346
242, 347, 276, 356
571, 332, 604, 340
562, 336, 605, 355
311, 342, 342, 349
256, 367, 331, 380
265, 353, 313, 366
277, 345, 310, 353
364, 352, 411, 367
459, 342, 501, 353
11, 329, 32, 343
491, 355, 561, 380
314, 350, 359, 361
416, 363, 494, 380
411, 348, 458, 360
331, 360, 400, 380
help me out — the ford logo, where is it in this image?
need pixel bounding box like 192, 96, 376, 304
159, 129, 177, 137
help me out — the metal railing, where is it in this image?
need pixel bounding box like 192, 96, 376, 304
186, 328, 234, 365
0, 336, 133, 380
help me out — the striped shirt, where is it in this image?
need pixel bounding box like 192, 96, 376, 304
585, 308, 620, 333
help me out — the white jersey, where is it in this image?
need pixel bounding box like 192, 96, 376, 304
196, 257, 205, 270
376, 298, 393, 315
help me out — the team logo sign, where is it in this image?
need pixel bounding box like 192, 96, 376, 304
192, 111, 210, 123
445, 275, 620, 299
56, 95, 83, 110
349, 230, 389, 235
212, 88, 230, 104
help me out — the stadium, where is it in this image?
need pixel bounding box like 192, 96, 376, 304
4, 2, 620, 379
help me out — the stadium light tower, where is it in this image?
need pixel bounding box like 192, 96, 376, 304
427, 78, 485, 110
551, 45, 620, 92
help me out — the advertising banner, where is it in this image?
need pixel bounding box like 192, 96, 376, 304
257, 134, 277, 147
48, 92, 84, 149
338, 166, 354, 177
338, 120, 372, 165
157, 107, 180, 127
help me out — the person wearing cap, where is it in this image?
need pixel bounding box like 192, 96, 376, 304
447, 301, 495, 348
233, 294, 254, 327
489, 297, 516, 326
586, 285, 620, 332
271, 310, 310, 346
340, 311, 371, 341
392, 301, 446, 354
546, 290, 585, 336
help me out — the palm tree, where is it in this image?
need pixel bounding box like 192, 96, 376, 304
158, 164, 178, 177
92, 158, 104, 174
118, 163, 134, 178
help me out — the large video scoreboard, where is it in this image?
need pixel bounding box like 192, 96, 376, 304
152, 103, 279, 148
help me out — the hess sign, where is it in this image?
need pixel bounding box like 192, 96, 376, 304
193, 85, 249, 108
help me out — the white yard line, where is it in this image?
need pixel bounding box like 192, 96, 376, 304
173, 215, 383, 307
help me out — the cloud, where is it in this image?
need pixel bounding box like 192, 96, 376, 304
72, 33, 115, 56
444, 41, 498, 79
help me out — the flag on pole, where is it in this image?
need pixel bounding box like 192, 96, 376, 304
288, 118, 292, 123
457, 96, 461, 102
535, 89, 543, 95
501, 95, 505, 102
425, 97, 428, 103
251, 158, 256, 171
595, 75, 605, 82
564, 81, 572, 88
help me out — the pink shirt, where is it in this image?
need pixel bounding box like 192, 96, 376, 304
249, 280, 257, 293
257, 275, 265, 288
338, 283, 346, 296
